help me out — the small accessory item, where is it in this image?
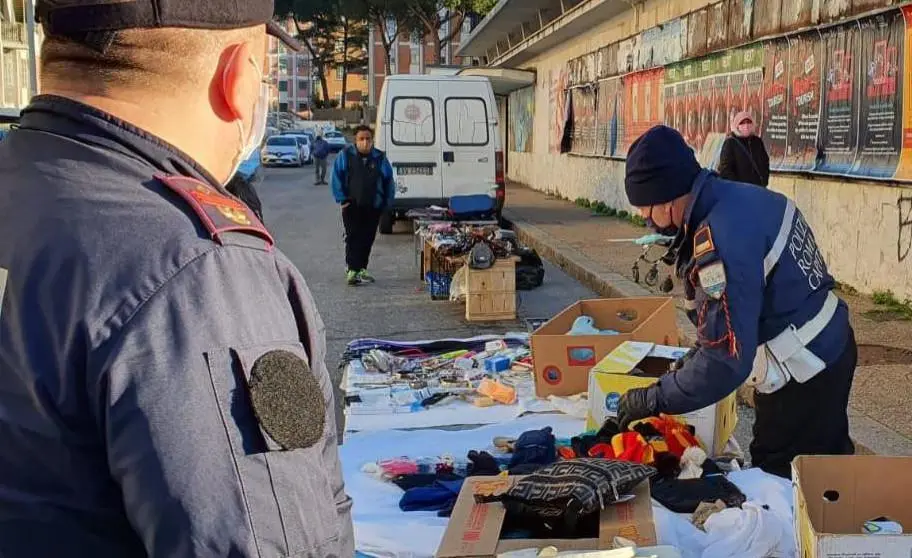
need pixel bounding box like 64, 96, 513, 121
468, 242, 495, 269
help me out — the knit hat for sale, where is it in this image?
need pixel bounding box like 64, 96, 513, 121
625, 125, 701, 207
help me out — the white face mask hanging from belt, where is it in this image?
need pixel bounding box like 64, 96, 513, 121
746, 199, 841, 394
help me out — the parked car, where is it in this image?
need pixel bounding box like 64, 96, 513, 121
261, 135, 303, 167
324, 130, 347, 152
282, 133, 314, 164
373, 74, 505, 234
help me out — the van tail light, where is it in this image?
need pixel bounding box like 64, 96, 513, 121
495, 150, 505, 186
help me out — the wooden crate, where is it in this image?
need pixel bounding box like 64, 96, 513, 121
465, 259, 517, 322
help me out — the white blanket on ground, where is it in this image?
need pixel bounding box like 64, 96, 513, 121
339, 415, 796, 558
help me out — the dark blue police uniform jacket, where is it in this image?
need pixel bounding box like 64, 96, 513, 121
0, 96, 353, 557
654, 170, 851, 415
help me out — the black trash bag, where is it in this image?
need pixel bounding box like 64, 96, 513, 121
516, 248, 545, 290
650, 475, 747, 513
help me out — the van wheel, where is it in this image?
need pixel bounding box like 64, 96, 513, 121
379, 211, 395, 235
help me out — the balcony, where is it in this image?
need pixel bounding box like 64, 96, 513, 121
1, 22, 27, 48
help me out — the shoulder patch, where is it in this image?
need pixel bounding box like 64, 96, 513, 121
693, 224, 715, 258
156, 174, 274, 249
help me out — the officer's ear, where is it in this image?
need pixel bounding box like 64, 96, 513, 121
214, 42, 259, 124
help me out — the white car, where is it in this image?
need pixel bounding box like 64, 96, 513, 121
324, 131, 348, 152
261, 135, 303, 167
282, 134, 313, 165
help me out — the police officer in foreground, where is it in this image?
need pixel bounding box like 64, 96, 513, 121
616, 125, 856, 479
0, 1, 353, 556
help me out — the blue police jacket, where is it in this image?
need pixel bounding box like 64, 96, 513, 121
0, 96, 353, 557
331, 144, 396, 209
652, 170, 851, 414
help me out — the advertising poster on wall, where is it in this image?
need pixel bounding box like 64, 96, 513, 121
550, 69, 570, 154
741, 44, 766, 128
818, 21, 860, 174
571, 86, 598, 155
851, 10, 904, 178
621, 68, 666, 152
509, 86, 535, 153
596, 79, 617, 156
712, 53, 732, 135
615, 79, 628, 157
895, 6, 912, 180
697, 58, 715, 152
782, 32, 823, 171
762, 38, 791, 170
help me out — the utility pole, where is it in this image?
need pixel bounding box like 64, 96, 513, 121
25, 0, 38, 96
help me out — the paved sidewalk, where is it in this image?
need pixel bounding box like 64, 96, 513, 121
503, 181, 912, 456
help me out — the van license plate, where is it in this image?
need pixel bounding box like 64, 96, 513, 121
397, 166, 433, 176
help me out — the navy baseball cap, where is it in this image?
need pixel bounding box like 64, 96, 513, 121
36, 0, 301, 51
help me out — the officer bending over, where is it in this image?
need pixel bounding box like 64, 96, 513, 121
617, 125, 856, 479
0, 0, 353, 556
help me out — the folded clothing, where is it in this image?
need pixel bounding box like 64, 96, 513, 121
650, 475, 746, 514
702, 502, 786, 558
508, 427, 557, 471
399, 478, 465, 517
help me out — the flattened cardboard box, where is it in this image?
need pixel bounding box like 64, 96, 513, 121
585, 341, 738, 457
793, 455, 912, 558
531, 298, 679, 398
436, 476, 656, 557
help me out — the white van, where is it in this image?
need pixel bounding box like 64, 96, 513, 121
374, 74, 505, 234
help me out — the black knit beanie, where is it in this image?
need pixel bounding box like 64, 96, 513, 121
624, 125, 701, 207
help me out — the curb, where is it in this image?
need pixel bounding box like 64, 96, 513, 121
504, 209, 904, 456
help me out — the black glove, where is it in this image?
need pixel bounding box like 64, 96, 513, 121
617, 387, 659, 430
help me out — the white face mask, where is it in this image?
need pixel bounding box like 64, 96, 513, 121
225, 57, 269, 185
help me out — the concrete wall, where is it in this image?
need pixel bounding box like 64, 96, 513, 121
506, 0, 912, 300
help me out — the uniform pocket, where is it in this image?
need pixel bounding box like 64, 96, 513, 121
206, 341, 342, 557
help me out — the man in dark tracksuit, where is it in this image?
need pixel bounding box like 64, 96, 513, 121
331, 124, 395, 285
0, 1, 353, 556
617, 126, 856, 479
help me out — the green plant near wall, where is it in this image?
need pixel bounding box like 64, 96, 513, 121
576, 197, 646, 227
864, 290, 912, 322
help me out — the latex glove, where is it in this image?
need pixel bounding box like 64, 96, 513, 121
617, 387, 659, 430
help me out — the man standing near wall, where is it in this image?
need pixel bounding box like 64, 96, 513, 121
617, 125, 856, 479
331, 125, 395, 285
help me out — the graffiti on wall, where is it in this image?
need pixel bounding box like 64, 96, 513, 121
900, 194, 912, 262
509, 86, 534, 153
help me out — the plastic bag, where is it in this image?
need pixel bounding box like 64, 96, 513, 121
449, 266, 467, 302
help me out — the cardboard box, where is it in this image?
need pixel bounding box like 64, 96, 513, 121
793, 455, 912, 558
437, 476, 656, 557
531, 298, 679, 398
585, 341, 737, 456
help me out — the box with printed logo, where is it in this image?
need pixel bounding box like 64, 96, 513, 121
530, 298, 679, 398
585, 341, 737, 456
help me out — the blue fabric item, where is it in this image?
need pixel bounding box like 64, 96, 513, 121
399, 479, 465, 515
312, 137, 330, 159
625, 125, 701, 207
508, 427, 557, 470
645, 170, 850, 415
449, 194, 494, 216
331, 144, 395, 209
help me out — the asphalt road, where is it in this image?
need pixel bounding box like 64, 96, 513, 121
258, 163, 754, 456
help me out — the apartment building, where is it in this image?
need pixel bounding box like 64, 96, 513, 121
1, 0, 39, 109
366, 15, 476, 106
268, 19, 314, 115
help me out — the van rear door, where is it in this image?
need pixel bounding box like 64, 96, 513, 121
383, 80, 443, 203
441, 84, 497, 200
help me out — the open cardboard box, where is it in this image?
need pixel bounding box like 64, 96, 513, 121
793, 455, 912, 558
437, 476, 656, 557
585, 341, 737, 456
530, 298, 679, 398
